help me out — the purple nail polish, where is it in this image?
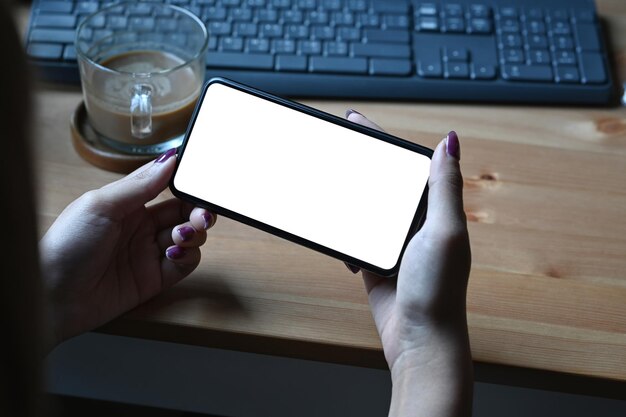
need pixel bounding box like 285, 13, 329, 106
345, 263, 360, 274
202, 212, 213, 229
177, 226, 195, 242
345, 108, 363, 118
166, 246, 186, 260
155, 148, 177, 163
446, 131, 460, 160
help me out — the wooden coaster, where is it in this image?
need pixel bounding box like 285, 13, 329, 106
70, 101, 157, 174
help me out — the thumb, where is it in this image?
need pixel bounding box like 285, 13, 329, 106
424, 131, 466, 233
98, 148, 178, 214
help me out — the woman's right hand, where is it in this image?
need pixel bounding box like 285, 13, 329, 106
346, 110, 473, 417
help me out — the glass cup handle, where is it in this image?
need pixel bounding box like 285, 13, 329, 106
130, 84, 153, 139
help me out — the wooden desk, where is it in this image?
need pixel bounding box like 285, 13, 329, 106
27, 0, 626, 396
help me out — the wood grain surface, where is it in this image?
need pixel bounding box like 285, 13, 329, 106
23, 1, 626, 383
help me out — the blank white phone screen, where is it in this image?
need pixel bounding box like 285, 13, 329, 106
174, 82, 431, 271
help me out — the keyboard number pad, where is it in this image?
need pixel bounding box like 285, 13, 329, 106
493, 6, 606, 84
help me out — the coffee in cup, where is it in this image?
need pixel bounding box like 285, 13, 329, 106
76, 2, 208, 155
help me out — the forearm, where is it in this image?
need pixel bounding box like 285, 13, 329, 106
388, 321, 473, 417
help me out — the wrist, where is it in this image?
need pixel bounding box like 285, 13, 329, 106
388, 319, 473, 417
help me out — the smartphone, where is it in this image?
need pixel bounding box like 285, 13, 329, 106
170, 78, 432, 277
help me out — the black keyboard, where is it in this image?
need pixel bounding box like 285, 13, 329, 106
25, 0, 617, 104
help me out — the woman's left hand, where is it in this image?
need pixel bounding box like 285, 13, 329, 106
40, 149, 216, 347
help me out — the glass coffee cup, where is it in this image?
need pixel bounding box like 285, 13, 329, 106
76, 2, 208, 155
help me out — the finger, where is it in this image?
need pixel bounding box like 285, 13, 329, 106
98, 148, 178, 215
423, 131, 466, 234
345, 109, 386, 132
171, 221, 208, 247
189, 207, 217, 231
148, 198, 194, 230
161, 245, 201, 288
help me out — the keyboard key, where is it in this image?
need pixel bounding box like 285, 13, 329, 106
550, 20, 571, 36
551, 35, 574, 50
443, 47, 468, 62
555, 66, 580, 83
525, 8, 543, 20
572, 10, 596, 23
444, 62, 469, 78
359, 13, 380, 28
497, 18, 520, 33
231, 8, 253, 21
221, 37, 244, 51
347, 0, 367, 12
528, 49, 551, 65
471, 63, 497, 79
369, 58, 412, 76
63, 45, 77, 61
247, 38, 270, 53
363, 29, 410, 44
309, 11, 329, 25
110, 16, 129, 30
205, 6, 227, 20
468, 18, 492, 34
309, 56, 368, 74
322, 0, 342, 11
526, 34, 548, 49
207, 22, 231, 36
298, 40, 322, 54
75, 2, 98, 15
497, 7, 517, 18
499, 33, 522, 48
34, 14, 77, 29
337, 27, 360, 41
275, 55, 307, 71
324, 41, 349, 56
272, 39, 296, 54
282, 10, 303, 23
470, 4, 491, 18
207, 52, 273, 69
27, 43, 63, 60
444, 4, 463, 17
417, 59, 443, 78
286, 24, 309, 39
416, 17, 439, 32
235, 22, 258, 36
525, 20, 546, 34
371, 1, 409, 14
260, 23, 283, 37
38, 1, 73, 13
502, 64, 553, 82
256, 9, 278, 22
351, 43, 411, 59
30, 29, 76, 44
333, 12, 355, 26
442, 17, 465, 33
129, 17, 155, 31
579, 52, 606, 84
574, 23, 601, 51
384, 14, 410, 29
311, 26, 335, 40
501, 48, 524, 63
553, 50, 577, 65
416, 3, 438, 17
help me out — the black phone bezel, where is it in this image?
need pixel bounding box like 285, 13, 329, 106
169, 77, 433, 277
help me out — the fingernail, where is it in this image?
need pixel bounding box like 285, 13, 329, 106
345, 263, 360, 274
155, 148, 177, 164
345, 108, 362, 118
166, 245, 186, 260
445, 131, 460, 160
177, 226, 195, 242
202, 212, 213, 230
